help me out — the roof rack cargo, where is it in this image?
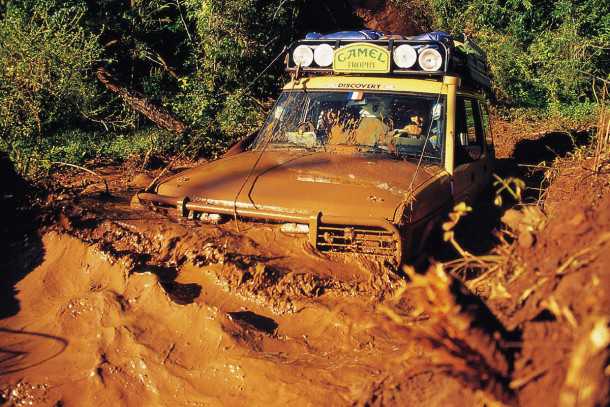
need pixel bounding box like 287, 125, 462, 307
286, 31, 491, 93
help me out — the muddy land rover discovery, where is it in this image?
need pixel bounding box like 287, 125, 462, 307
137, 31, 495, 263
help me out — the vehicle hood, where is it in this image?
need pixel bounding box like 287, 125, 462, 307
155, 150, 441, 221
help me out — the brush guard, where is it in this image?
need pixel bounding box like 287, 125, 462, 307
136, 192, 403, 263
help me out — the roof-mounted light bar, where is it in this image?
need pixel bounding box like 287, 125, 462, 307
287, 38, 451, 76
285, 34, 492, 92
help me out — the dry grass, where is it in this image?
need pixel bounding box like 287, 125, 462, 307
441, 201, 529, 301
559, 317, 610, 407
377, 265, 510, 401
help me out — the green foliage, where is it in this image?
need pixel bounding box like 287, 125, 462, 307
0, 127, 177, 174
0, 1, 102, 157
172, 0, 300, 154
1, 0, 608, 175
429, 0, 610, 110
1, 0, 302, 172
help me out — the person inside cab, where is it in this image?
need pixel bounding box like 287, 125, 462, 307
325, 98, 394, 149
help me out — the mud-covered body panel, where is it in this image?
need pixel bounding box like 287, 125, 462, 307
155, 150, 447, 223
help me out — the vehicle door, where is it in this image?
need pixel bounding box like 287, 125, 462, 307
451, 96, 486, 204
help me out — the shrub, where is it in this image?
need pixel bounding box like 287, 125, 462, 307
174, 0, 300, 146
429, 0, 610, 110
0, 1, 102, 171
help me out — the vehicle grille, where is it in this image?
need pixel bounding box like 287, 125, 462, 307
315, 224, 398, 257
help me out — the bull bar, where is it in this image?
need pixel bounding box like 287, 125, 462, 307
136, 192, 403, 262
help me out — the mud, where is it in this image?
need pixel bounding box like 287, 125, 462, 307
489, 156, 610, 407
1, 120, 609, 406
0, 165, 508, 406
449, 121, 610, 407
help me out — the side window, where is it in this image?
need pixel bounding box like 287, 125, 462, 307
479, 102, 493, 147
464, 100, 480, 146
455, 97, 484, 165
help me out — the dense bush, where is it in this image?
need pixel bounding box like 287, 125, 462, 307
0, 1, 102, 172
429, 0, 610, 111
0, 0, 607, 175
172, 0, 302, 156
1, 0, 304, 172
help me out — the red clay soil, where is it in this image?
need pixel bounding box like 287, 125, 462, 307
348, 0, 433, 35
0, 164, 508, 406
499, 156, 610, 407
1, 121, 609, 406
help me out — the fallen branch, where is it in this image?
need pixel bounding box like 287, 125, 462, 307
50, 161, 110, 196
96, 67, 188, 135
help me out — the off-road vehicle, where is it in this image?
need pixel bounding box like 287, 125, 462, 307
137, 30, 495, 263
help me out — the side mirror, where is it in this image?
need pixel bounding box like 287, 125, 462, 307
459, 132, 468, 146
223, 131, 258, 157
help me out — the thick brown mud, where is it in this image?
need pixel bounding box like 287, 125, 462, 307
1, 121, 609, 406
0, 230, 502, 405
0, 159, 516, 406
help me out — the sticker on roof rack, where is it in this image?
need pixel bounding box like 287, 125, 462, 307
333, 43, 391, 74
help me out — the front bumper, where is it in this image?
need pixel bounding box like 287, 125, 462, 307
136, 192, 403, 262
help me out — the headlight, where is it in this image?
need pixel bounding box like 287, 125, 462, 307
293, 45, 314, 67
314, 44, 334, 67
418, 48, 443, 72
393, 44, 417, 69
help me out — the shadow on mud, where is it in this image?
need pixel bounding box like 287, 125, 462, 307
0, 328, 68, 376
499, 130, 590, 202
0, 154, 45, 320
427, 130, 591, 263
0, 237, 45, 320
228, 311, 278, 334
135, 264, 202, 305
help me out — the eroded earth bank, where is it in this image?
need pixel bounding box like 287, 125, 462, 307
1, 122, 609, 406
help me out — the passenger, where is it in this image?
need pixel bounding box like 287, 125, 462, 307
400, 115, 424, 137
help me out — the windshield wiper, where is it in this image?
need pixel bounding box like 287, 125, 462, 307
399, 152, 441, 162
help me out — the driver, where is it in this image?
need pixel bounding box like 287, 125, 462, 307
352, 100, 394, 147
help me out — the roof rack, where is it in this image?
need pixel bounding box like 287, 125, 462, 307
285, 32, 491, 93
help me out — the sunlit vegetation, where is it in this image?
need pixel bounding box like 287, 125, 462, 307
0, 0, 608, 174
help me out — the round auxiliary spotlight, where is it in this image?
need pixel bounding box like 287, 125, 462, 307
293, 45, 314, 67
393, 44, 417, 69
314, 44, 334, 67
418, 47, 443, 72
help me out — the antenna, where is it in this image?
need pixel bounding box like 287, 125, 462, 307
406, 87, 446, 208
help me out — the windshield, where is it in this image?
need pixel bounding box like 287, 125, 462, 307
250, 90, 445, 162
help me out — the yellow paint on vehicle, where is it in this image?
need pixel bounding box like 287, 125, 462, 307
443, 76, 459, 174
284, 76, 449, 95
333, 43, 391, 74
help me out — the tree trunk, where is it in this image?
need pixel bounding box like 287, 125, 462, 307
96, 67, 188, 135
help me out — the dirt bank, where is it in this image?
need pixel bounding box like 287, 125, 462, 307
347, 0, 433, 35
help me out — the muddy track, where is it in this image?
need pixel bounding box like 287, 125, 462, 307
0, 174, 513, 406
1, 124, 609, 406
